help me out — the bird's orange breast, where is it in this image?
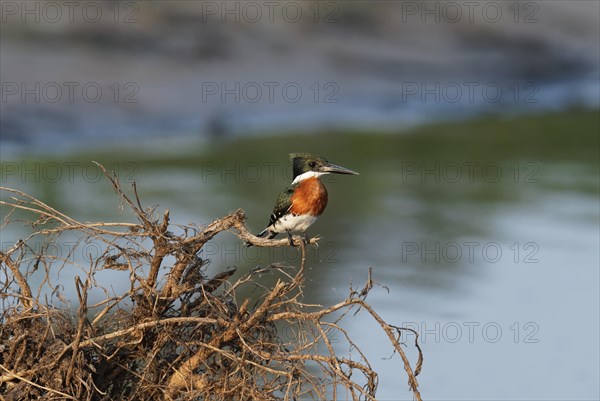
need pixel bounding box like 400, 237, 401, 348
290, 177, 328, 216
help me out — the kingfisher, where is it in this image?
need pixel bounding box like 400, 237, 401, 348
253, 153, 359, 246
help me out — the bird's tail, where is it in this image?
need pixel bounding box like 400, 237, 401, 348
246, 228, 277, 247
257, 228, 278, 238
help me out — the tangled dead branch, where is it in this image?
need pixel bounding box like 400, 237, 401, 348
0, 163, 423, 400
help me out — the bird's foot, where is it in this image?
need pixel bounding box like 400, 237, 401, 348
286, 230, 295, 247
302, 232, 310, 245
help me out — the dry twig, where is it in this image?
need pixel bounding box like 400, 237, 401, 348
0, 165, 423, 400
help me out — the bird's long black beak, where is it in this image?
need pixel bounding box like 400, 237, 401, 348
320, 163, 359, 176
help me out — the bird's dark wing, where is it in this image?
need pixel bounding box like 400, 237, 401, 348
267, 183, 297, 227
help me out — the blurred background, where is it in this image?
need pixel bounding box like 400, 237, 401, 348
1, 1, 599, 399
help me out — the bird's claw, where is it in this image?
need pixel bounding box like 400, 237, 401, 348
286, 230, 295, 247
302, 232, 310, 245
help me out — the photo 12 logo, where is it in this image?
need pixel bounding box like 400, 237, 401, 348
401, 321, 540, 344
1, 240, 109, 265
400, 162, 540, 184
1, 162, 139, 184
200, 1, 340, 23
1, 1, 140, 24
198, 162, 345, 184
1, 82, 139, 104
401, 81, 539, 104
201, 81, 339, 104
401, 241, 540, 264
200, 241, 339, 264
399, 1, 540, 24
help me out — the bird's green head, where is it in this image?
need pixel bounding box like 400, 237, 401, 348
289, 153, 359, 181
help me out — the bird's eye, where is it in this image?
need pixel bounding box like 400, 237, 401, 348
309, 161, 317, 168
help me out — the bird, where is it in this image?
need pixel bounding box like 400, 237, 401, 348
251, 153, 359, 246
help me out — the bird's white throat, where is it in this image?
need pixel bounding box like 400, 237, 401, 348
291, 171, 328, 185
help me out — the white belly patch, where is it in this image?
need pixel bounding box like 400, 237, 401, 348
272, 214, 317, 233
